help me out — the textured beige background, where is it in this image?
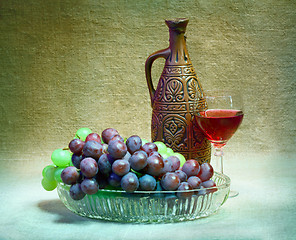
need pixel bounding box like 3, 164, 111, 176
0, 0, 295, 163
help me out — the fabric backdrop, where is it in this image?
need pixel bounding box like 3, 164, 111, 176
0, 0, 295, 164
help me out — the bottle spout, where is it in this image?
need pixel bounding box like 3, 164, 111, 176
165, 18, 189, 33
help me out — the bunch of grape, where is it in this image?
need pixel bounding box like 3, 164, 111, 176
41, 128, 94, 193
41, 127, 216, 200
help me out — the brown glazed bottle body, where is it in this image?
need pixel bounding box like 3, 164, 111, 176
145, 18, 211, 164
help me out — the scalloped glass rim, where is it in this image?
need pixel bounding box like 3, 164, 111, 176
57, 172, 230, 223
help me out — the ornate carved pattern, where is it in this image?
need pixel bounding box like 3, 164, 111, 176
191, 148, 211, 164
151, 63, 211, 163
183, 66, 195, 75
192, 119, 206, 145
188, 103, 194, 112
162, 66, 182, 75
187, 77, 198, 101
154, 103, 186, 112
151, 112, 159, 142
153, 77, 164, 102
196, 97, 207, 112
163, 115, 187, 151
164, 78, 184, 102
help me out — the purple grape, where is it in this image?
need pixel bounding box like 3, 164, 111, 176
176, 182, 193, 198
83, 140, 103, 160
197, 163, 214, 182
106, 153, 116, 164
165, 156, 180, 171
101, 128, 119, 144
162, 158, 174, 174
61, 166, 80, 185
160, 172, 180, 191
85, 133, 101, 143
201, 179, 217, 193
146, 154, 164, 176
121, 151, 131, 162
98, 154, 112, 176
181, 159, 200, 177
121, 172, 139, 193
187, 176, 202, 189
81, 178, 99, 195
68, 139, 85, 155
149, 151, 163, 159
71, 154, 84, 169
69, 183, 86, 200
112, 159, 130, 176
110, 134, 124, 142
107, 139, 127, 160
108, 172, 122, 187
80, 157, 98, 178
77, 171, 84, 183
175, 169, 187, 182
126, 135, 142, 154
139, 174, 156, 191
130, 150, 148, 171
141, 142, 158, 155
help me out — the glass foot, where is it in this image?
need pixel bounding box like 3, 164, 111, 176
228, 190, 239, 198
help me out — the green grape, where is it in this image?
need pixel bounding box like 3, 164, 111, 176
172, 153, 186, 167
141, 139, 149, 146
69, 159, 74, 166
75, 127, 92, 141
51, 149, 72, 167
41, 178, 57, 191
54, 167, 65, 183
153, 141, 167, 154
160, 152, 169, 159
42, 165, 56, 182
42, 164, 55, 177
166, 148, 174, 156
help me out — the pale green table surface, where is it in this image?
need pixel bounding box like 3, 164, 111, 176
0, 152, 295, 240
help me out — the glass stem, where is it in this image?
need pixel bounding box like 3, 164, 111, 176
214, 147, 224, 174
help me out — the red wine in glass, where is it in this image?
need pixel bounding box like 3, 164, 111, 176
194, 109, 244, 148
193, 90, 244, 198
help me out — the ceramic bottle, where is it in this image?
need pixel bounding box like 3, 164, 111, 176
145, 18, 211, 163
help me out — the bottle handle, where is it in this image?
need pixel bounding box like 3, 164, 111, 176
145, 48, 171, 106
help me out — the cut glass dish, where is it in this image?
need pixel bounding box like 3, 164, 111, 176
57, 172, 230, 223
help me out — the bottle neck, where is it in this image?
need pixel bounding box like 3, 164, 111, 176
168, 30, 190, 65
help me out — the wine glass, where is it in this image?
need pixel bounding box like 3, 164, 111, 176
193, 89, 244, 198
